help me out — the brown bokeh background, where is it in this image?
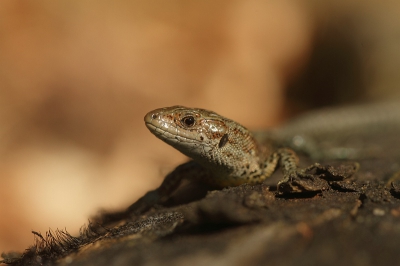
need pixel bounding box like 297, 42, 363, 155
1, 0, 400, 252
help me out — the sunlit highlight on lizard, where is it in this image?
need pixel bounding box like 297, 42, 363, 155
128, 106, 310, 214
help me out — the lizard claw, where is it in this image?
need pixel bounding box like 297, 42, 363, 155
277, 163, 359, 195
277, 167, 329, 195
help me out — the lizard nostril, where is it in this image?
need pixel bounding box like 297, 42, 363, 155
151, 113, 158, 119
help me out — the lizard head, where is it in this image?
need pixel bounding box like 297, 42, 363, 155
144, 106, 260, 170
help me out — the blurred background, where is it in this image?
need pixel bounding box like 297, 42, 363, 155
1, 0, 400, 252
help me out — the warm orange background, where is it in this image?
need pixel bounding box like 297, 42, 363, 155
1, 0, 399, 252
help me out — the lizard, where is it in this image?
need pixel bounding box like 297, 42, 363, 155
127, 105, 325, 215
126, 102, 400, 216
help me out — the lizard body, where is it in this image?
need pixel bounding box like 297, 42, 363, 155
128, 103, 400, 215
128, 106, 302, 214
144, 106, 301, 187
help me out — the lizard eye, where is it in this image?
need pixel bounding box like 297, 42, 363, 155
181, 116, 195, 127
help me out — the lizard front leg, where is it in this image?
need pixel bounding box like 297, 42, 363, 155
275, 148, 328, 194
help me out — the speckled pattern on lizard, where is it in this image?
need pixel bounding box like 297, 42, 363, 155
127, 106, 316, 215
126, 103, 400, 215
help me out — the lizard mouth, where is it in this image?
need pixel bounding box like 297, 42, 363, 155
144, 121, 156, 131
144, 110, 167, 133
144, 110, 191, 141
144, 113, 207, 156
144, 112, 184, 143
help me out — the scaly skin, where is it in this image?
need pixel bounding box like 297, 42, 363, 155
128, 106, 303, 214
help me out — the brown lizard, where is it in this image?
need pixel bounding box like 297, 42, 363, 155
126, 103, 400, 216
127, 106, 315, 214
